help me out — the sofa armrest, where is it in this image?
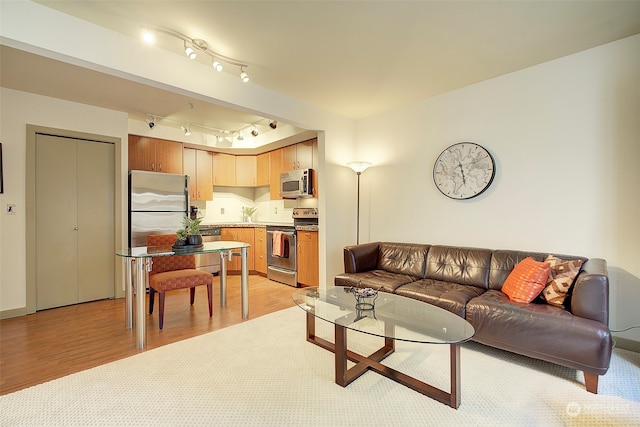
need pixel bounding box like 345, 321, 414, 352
343, 242, 380, 273
570, 258, 609, 325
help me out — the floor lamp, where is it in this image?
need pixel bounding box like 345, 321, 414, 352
347, 161, 372, 244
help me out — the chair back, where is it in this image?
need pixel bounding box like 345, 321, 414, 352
146, 234, 196, 274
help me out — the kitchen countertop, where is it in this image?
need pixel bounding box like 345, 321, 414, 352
203, 222, 318, 232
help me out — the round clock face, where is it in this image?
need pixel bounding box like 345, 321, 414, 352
433, 142, 495, 200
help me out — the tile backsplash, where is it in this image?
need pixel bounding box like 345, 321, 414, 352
193, 187, 316, 225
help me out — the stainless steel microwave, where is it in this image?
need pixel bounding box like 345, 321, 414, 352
280, 168, 313, 198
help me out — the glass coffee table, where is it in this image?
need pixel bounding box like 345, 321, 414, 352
293, 286, 475, 409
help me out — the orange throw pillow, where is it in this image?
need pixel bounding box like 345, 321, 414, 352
502, 257, 551, 303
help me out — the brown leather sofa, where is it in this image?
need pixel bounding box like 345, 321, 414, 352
334, 242, 612, 394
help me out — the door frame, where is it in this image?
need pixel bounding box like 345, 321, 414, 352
26, 125, 123, 314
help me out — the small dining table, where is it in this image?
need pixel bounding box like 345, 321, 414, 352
116, 241, 251, 349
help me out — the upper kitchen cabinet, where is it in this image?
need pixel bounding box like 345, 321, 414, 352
128, 135, 183, 173
213, 152, 236, 186
269, 148, 284, 200
183, 148, 213, 201
256, 152, 270, 186
236, 156, 257, 187
282, 139, 314, 172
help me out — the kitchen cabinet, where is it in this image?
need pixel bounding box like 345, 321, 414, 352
282, 140, 314, 172
254, 227, 267, 275
269, 148, 284, 200
256, 152, 270, 186
183, 148, 213, 200
236, 156, 257, 187
128, 135, 183, 173
213, 153, 236, 186
297, 230, 319, 287
220, 227, 255, 271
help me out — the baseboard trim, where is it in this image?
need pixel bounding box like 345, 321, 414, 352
613, 335, 640, 353
0, 306, 27, 320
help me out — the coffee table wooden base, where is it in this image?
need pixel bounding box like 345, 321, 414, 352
306, 312, 461, 409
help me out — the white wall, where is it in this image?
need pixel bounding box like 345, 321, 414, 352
355, 35, 640, 345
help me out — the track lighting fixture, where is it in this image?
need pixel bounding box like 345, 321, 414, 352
251, 126, 259, 137
237, 131, 244, 141
181, 125, 191, 136
145, 115, 156, 129
240, 67, 249, 83
143, 27, 248, 82
269, 120, 277, 129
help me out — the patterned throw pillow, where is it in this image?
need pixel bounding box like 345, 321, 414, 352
501, 257, 551, 303
542, 255, 583, 308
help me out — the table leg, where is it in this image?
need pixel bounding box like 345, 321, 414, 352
240, 247, 248, 319
134, 258, 150, 349
124, 258, 133, 329
219, 251, 228, 307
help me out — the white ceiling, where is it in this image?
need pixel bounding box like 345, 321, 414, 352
3, 1, 640, 138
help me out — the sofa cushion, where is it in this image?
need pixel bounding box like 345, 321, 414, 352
542, 255, 583, 308
425, 246, 492, 289
466, 290, 612, 374
377, 243, 429, 279
501, 257, 550, 303
334, 270, 417, 293
396, 279, 485, 317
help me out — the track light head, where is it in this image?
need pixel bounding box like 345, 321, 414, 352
184, 42, 196, 60
240, 67, 249, 83
145, 115, 156, 129
251, 126, 259, 137
269, 120, 277, 129
237, 131, 244, 141
212, 60, 223, 72
181, 125, 191, 136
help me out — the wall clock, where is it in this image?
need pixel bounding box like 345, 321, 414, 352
433, 142, 495, 200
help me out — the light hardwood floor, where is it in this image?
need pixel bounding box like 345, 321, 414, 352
0, 275, 298, 395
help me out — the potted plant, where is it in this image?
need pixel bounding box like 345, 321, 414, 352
243, 206, 258, 223
174, 228, 188, 246
182, 215, 202, 245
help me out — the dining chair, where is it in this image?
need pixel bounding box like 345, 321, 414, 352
146, 233, 213, 329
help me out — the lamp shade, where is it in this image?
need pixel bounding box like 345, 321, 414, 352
347, 161, 372, 173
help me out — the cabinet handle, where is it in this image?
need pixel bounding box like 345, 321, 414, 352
151, 162, 155, 171
159, 163, 162, 171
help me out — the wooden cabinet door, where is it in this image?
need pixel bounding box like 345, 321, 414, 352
297, 230, 318, 287
213, 153, 236, 186
155, 139, 183, 173
256, 152, 270, 186
254, 227, 267, 275
183, 148, 197, 199
296, 139, 314, 170
196, 149, 213, 200
269, 148, 283, 200
220, 227, 255, 271
128, 135, 155, 172
282, 144, 297, 172
236, 156, 257, 187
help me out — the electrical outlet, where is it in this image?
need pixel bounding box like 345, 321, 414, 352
274, 207, 278, 214
7, 204, 16, 215
220, 207, 225, 214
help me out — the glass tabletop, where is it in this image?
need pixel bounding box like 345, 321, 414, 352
116, 241, 250, 258
293, 286, 475, 344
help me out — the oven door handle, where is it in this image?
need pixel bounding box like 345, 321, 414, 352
267, 231, 296, 237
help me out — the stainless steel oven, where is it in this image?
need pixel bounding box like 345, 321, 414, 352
266, 225, 297, 287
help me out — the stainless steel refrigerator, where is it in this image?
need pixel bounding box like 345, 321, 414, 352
128, 171, 189, 247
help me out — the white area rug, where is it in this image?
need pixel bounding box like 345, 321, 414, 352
2, 307, 639, 426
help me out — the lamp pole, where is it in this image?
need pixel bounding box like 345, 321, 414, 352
355, 171, 362, 244
347, 162, 372, 245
